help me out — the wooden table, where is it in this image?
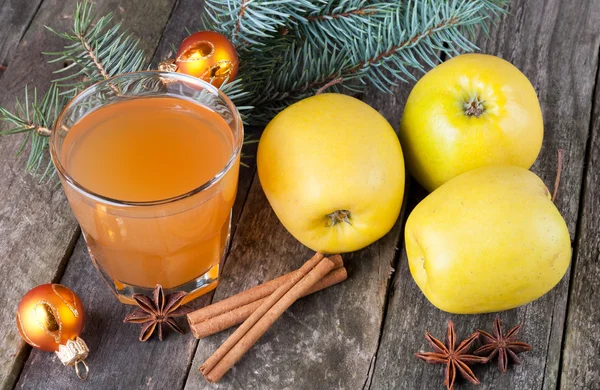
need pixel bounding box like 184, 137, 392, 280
0, 1, 598, 389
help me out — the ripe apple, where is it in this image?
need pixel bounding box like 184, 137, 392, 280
399, 54, 544, 191
257, 93, 405, 254
406, 165, 571, 314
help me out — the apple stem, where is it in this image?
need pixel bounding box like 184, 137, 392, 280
326, 210, 352, 227
463, 95, 485, 118
552, 148, 564, 203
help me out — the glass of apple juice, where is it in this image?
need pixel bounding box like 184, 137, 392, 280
50, 72, 243, 305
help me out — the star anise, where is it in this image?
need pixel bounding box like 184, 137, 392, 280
124, 284, 193, 342
474, 317, 532, 372
416, 320, 487, 390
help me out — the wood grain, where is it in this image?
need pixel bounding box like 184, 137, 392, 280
183, 175, 403, 390
16, 157, 258, 390
171, 4, 413, 386
150, 0, 261, 239
0, 0, 177, 389
368, 1, 600, 389
15, 0, 260, 388
16, 237, 201, 390
559, 41, 600, 389
150, 0, 207, 69
0, 0, 43, 79
3, 0, 600, 388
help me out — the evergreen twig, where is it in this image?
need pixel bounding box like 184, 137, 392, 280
0, 84, 62, 181
212, 0, 508, 124
45, 0, 146, 96
0, 0, 509, 178
0, 0, 148, 180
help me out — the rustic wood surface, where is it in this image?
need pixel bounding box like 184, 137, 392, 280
0, 0, 177, 389
0, 0, 42, 80
369, 1, 600, 390
15, 1, 259, 388
560, 27, 600, 389
184, 175, 403, 390
0, 0, 599, 389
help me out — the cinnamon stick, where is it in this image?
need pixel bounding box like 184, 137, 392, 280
190, 267, 347, 339
187, 254, 343, 325
200, 255, 336, 383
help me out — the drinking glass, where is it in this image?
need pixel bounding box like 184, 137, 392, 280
50, 72, 243, 304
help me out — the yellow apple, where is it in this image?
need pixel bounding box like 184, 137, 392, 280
399, 53, 544, 191
406, 165, 571, 314
257, 93, 405, 253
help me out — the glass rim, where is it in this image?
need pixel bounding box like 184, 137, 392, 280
50, 71, 244, 207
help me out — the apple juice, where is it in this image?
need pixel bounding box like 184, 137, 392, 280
59, 96, 239, 301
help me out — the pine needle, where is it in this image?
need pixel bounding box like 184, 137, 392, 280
0, 0, 509, 179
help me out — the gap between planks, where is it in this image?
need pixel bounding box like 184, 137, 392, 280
361, 49, 451, 390
0, 0, 45, 81
555, 41, 600, 389
6, 0, 181, 387
178, 170, 258, 390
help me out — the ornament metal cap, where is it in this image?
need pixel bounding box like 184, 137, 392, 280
55, 337, 89, 380
158, 59, 178, 72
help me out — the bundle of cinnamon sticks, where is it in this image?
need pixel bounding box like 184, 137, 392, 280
186, 253, 347, 383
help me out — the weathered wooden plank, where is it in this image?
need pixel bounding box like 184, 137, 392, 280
559, 51, 600, 389
15, 159, 257, 390
183, 175, 403, 390
0, 0, 43, 78
15, 145, 259, 390
174, 6, 419, 389
181, 75, 410, 387
15, 0, 261, 387
16, 237, 200, 390
0, 1, 89, 387
0, 0, 177, 389
165, 37, 414, 390
369, 1, 600, 389
150, 0, 207, 69
149, 0, 259, 238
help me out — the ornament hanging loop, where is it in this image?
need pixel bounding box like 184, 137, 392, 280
55, 337, 90, 380
74, 359, 89, 381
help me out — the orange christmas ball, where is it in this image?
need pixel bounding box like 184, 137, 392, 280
175, 31, 239, 88
16, 284, 86, 352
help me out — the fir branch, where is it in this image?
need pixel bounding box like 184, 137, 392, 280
0, 1, 254, 179
305, 5, 377, 21
315, 77, 344, 95
79, 31, 111, 80
0, 84, 62, 181
240, 0, 508, 123
232, 0, 250, 44
45, 0, 146, 95
0, 0, 149, 179
203, 0, 321, 48
298, 1, 395, 49
219, 78, 254, 121
347, 0, 506, 90
0, 0, 510, 178
241, 39, 354, 123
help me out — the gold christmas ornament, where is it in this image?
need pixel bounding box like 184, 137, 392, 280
175, 31, 239, 87
16, 284, 90, 380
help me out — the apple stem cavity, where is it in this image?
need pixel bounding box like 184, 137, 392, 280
463, 95, 486, 118
326, 210, 352, 227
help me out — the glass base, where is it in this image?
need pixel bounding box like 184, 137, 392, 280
84, 211, 232, 305
90, 255, 221, 305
